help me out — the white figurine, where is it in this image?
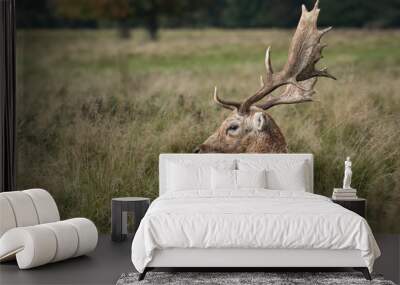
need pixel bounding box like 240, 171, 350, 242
343, 156, 353, 189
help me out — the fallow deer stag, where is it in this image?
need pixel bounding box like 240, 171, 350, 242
194, 1, 336, 153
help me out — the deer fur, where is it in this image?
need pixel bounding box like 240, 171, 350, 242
195, 1, 335, 153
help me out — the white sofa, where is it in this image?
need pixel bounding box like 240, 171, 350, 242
0, 189, 98, 269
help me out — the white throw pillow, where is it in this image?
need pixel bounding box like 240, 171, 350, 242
238, 159, 308, 191
236, 169, 267, 189
167, 162, 209, 191
211, 168, 236, 190
211, 168, 267, 191
166, 160, 235, 191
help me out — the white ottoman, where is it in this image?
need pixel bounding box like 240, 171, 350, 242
0, 189, 98, 269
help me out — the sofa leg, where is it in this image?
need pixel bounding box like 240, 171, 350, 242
138, 268, 148, 281
354, 267, 371, 280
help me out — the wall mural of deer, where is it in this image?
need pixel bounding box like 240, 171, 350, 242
194, 1, 336, 153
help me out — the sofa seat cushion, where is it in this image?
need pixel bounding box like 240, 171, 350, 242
0, 218, 98, 269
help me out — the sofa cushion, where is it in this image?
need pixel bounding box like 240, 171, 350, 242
0, 218, 97, 269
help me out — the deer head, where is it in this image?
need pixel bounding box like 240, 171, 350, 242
195, 1, 336, 153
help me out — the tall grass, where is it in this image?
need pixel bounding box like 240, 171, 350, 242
16, 29, 400, 233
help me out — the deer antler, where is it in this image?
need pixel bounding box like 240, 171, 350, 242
255, 77, 317, 110
213, 87, 241, 110
234, 0, 335, 114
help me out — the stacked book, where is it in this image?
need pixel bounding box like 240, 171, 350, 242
332, 188, 357, 200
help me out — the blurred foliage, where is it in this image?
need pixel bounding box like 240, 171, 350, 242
20, 0, 210, 39
51, 0, 132, 37
52, 0, 131, 21
16, 0, 400, 38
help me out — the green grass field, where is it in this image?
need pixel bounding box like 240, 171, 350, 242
16, 28, 400, 233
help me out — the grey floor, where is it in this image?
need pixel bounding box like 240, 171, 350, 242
0, 235, 133, 285
0, 234, 399, 285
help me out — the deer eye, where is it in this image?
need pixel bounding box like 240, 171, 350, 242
227, 124, 239, 134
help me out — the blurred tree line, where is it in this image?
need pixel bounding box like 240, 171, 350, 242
17, 0, 400, 39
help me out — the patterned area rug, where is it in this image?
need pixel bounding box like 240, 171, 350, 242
116, 272, 396, 285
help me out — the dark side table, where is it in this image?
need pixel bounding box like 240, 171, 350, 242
111, 197, 150, 242
332, 198, 366, 218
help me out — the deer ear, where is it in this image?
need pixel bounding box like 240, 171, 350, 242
253, 112, 267, 131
